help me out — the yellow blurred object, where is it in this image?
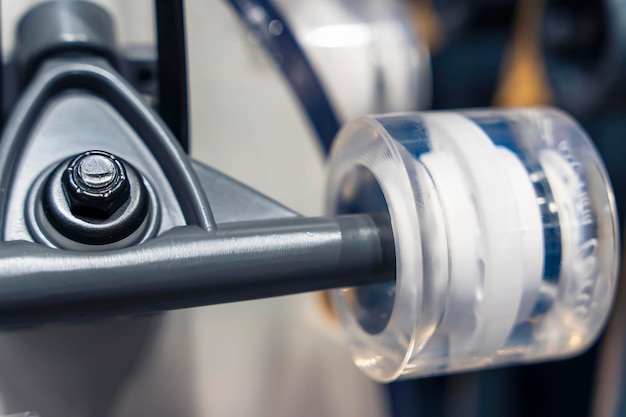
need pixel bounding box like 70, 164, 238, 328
407, 0, 443, 52
317, 291, 340, 327
495, 0, 552, 106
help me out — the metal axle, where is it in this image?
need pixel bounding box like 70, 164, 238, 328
0, 214, 395, 327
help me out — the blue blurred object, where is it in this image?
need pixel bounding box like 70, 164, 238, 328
542, 0, 626, 118
227, 0, 341, 153
431, 0, 516, 109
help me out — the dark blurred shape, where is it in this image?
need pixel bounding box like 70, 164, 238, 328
155, 0, 190, 151
542, 0, 626, 117
488, 348, 598, 417
430, 0, 517, 108
389, 376, 447, 417
433, 0, 517, 46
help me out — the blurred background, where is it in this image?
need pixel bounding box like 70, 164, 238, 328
0, 0, 626, 416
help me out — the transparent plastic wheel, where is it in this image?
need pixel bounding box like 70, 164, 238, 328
326, 108, 619, 382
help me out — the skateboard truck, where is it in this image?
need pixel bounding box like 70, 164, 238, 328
0, 1, 619, 382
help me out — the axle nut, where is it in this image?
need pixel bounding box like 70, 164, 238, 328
42, 150, 149, 245
63, 150, 130, 218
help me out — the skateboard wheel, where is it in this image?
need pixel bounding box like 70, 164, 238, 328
326, 108, 619, 381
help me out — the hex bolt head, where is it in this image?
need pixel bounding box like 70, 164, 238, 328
43, 151, 150, 245
62, 150, 130, 218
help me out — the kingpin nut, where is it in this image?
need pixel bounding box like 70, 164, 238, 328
62, 150, 130, 218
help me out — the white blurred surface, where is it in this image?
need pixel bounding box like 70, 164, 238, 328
186, 0, 326, 217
